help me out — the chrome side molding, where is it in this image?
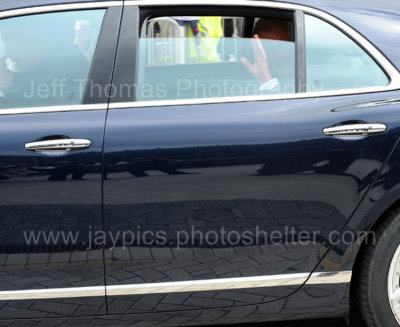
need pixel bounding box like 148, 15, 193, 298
106, 273, 310, 297
0, 271, 352, 301
0, 104, 108, 116
0, 286, 105, 301
106, 271, 352, 296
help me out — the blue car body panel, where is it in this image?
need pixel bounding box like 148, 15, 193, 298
0, 0, 399, 325
103, 90, 400, 314
0, 111, 107, 318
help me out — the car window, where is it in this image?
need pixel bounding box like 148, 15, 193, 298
305, 14, 389, 92
0, 10, 106, 109
137, 15, 296, 101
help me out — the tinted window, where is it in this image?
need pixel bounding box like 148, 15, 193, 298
0, 10, 106, 108
137, 15, 296, 101
305, 14, 389, 92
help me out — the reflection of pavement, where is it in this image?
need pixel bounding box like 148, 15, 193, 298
0, 174, 100, 205
103, 165, 360, 225
0, 166, 359, 208
222, 319, 363, 326
105, 166, 358, 206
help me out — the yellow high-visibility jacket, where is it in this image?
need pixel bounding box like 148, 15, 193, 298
188, 16, 223, 63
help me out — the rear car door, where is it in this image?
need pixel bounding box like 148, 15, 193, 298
0, 2, 121, 319
103, 1, 400, 314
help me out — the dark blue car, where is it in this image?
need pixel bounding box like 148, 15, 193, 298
0, 0, 400, 326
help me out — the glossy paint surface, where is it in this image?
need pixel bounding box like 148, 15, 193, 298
0, 110, 107, 318
103, 90, 400, 314
323, 115, 400, 273
0, 0, 400, 324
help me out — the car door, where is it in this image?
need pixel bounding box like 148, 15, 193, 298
103, 1, 400, 314
0, 2, 122, 319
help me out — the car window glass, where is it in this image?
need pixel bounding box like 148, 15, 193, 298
0, 9, 106, 109
137, 15, 296, 101
305, 14, 389, 92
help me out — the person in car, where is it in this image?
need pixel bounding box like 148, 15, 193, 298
240, 18, 293, 91
0, 17, 89, 107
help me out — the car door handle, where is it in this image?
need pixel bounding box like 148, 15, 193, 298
323, 123, 387, 136
25, 139, 92, 152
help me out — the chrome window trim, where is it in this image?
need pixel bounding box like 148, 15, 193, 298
127, 0, 399, 82
108, 0, 400, 109
109, 85, 398, 110
0, 1, 121, 115
0, 271, 351, 301
0, 0, 398, 114
0, 1, 123, 19
0, 104, 108, 115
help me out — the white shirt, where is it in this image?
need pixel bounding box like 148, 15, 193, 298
259, 78, 280, 91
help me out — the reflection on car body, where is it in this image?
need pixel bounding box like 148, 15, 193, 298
0, 1, 400, 327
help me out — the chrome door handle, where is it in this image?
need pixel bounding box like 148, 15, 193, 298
25, 139, 92, 152
323, 123, 387, 136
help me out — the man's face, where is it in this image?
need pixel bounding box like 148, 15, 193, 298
256, 26, 294, 79
257, 26, 291, 41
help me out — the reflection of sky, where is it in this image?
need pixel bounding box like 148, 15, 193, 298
305, 14, 389, 90
289, 0, 400, 71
